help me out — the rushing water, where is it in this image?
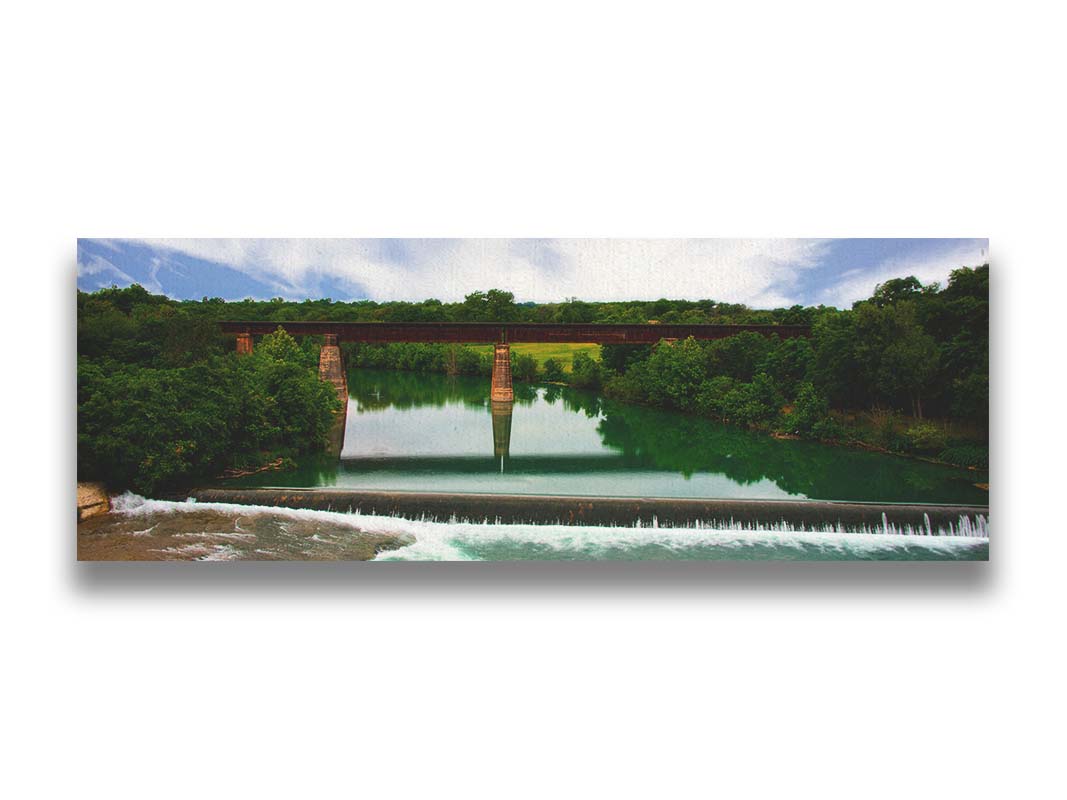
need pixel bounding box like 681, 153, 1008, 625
232, 369, 989, 506
76, 494, 988, 561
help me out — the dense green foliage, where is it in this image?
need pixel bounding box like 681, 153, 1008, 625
78, 288, 339, 494
345, 341, 492, 376
595, 265, 988, 464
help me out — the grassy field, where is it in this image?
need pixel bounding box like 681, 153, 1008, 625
474, 343, 600, 371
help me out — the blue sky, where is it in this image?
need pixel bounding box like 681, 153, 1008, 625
77, 238, 988, 309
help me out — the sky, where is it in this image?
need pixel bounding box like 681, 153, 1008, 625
76, 238, 988, 309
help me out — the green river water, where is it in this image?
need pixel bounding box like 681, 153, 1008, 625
233, 368, 989, 506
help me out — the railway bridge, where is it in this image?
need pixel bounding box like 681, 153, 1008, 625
221, 321, 811, 461
220, 321, 811, 404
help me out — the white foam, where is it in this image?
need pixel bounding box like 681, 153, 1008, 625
371, 519, 988, 561
149, 542, 242, 561
110, 493, 989, 561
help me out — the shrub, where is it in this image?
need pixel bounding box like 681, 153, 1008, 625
571, 352, 603, 390
904, 422, 949, 454
782, 382, 830, 437
542, 358, 566, 382
602, 373, 646, 404
811, 417, 845, 441
866, 407, 899, 448
694, 376, 737, 419
721, 373, 782, 428
512, 353, 538, 383
938, 443, 989, 468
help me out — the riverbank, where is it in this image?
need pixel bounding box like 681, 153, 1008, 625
597, 384, 989, 471
77, 494, 411, 561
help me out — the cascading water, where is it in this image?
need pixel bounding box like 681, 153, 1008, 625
77, 494, 989, 562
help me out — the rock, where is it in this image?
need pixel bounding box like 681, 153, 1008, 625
77, 482, 110, 521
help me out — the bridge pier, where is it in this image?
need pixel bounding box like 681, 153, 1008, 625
318, 334, 349, 457
236, 332, 253, 355
490, 343, 513, 402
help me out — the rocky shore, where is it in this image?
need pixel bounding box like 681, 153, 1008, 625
77, 498, 410, 561
77, 482, 110, 521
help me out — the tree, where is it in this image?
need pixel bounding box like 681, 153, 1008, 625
486, 289, 517, 321
641, 338, 708, 410
783, 382, 835, 438
811, 310, 866, 408
570, 352, 603, 390
705, 332, 773, 382
457, 289, 518, 321
600, 344, 652, 374
721, 373, 783, 428
512, 352, 538, 383
542, 358, 565, 382
848, 301, 940, 417
867, 275, 923, 307
759, 337, 814, 398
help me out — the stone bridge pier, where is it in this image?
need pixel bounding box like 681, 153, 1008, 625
490, 342, 513, 402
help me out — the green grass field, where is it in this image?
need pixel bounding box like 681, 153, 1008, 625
474, 342, 600, 372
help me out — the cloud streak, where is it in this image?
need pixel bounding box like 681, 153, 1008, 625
132, 238, 835, 306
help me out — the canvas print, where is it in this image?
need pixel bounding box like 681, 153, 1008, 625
76, 239, 989, 561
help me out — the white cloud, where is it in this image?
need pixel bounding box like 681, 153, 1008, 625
818, 240, 989, 308
77, 252, 137, 286
132, 238, 833, 307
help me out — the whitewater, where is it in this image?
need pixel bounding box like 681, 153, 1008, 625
73, 493, 989, 562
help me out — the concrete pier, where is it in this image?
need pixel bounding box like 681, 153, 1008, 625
236, 332, 253, 355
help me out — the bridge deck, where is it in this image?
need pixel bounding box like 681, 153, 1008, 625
219, 321, 810, 344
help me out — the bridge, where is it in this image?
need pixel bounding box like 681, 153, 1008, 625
221, 321, 811, 457
221, 320, 810, 405
219, 321, 811, 345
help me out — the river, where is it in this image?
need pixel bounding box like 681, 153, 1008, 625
77, 369, 989, 561
236, 369, 988, 505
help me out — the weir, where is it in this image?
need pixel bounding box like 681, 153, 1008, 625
189, 488, 989, 532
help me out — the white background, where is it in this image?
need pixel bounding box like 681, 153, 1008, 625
2, 2, 1064, 798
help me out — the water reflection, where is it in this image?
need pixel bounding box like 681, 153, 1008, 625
491, 401, 513, 472
232, 369, 989, 505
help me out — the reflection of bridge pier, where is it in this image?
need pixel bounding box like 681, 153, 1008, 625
490, 400, 513, 472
